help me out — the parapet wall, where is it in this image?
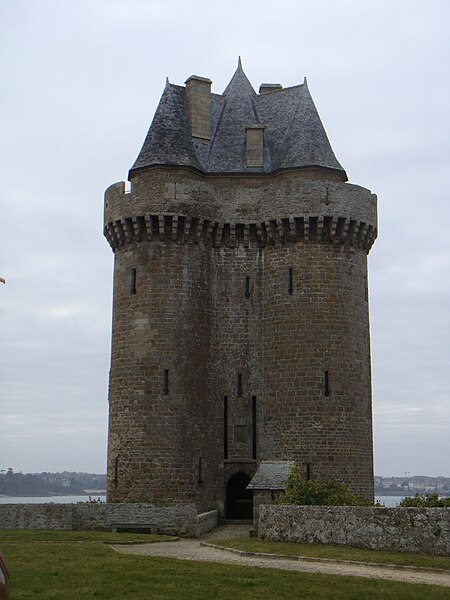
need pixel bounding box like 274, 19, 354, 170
259, 505, 450, 556
104, 169, 377, 252
0, 503, 218, 537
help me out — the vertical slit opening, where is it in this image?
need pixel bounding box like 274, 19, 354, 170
252, 396, 257, 460
130, 268, 137, 295
306, 463, 311, 481
237, 373, 242, 398
288, 267, 293, 295
198, 457, 203, 485
244, 276, 250, 298
324, 370, 330, 397
224, 397, 228, 459
163, 369, 169, 395
114, 457, 119, 488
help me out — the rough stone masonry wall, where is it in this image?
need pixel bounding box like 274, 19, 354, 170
0, 503, 203, 536
260, 242, 373, 498
0, 504, 73, 530
259, 505, 450, 556
104, 166, 378, 509
107, 239, 222, 512
72, 503, 198, 536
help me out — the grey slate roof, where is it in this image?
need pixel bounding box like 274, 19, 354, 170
130, 61, 346, 178
247, 461, 295, 490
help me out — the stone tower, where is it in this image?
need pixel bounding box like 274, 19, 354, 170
104, 60, 377, 516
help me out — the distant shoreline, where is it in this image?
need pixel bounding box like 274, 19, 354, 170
376, 492, 450, 497
0, 493, 106, 498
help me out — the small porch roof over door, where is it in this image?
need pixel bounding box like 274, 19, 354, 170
247, 461, 295, 491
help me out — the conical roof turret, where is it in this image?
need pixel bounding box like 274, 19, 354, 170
223, 57, 256, 98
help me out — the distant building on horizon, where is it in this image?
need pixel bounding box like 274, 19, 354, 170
104, 60, 378, 518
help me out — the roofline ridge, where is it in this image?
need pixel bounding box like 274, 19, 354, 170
206, 95, 227, 166
273, 84, 306, 168
128, 162, 347, 181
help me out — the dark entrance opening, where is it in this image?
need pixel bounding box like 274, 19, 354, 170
226, 472, 253, 520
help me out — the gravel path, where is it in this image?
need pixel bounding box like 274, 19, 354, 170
111, 528, 450, 588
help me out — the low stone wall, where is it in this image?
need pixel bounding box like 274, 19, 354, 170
0, 504, 73, 530
259, 505, 450, 556
194, 510, 219, 538
0, 503, 199, 536
72, 503, 198, 536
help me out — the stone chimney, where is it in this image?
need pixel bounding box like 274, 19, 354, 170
259, 83, 282, 94
246, 125, 264, 168
185, 75, 212, 140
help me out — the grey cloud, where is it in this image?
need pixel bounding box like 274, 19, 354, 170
1, 0, 449, 476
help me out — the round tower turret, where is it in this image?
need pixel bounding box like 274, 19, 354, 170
104, 63, 377, 512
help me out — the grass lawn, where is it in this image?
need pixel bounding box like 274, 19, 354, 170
0, 530, 448, 599
0, 529, 172, 544
212, 538, 450, 571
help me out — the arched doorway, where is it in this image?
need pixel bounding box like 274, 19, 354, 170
225, 472, 253, 520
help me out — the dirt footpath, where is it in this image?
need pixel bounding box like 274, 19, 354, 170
112, 525, 450, 589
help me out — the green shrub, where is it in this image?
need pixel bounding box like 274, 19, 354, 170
399, 493, 450, 507
279, 466, 371, 506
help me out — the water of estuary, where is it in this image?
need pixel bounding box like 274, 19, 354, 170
0, 495, 402, 505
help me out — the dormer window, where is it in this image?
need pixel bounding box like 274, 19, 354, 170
246, 125, 264, 168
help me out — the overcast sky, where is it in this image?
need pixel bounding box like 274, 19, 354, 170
1, 0, 449, 477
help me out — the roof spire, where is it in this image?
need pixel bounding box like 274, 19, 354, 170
223, 58, 255, 97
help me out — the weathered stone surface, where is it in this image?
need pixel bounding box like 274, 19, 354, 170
194, 510, 220, 537
0, 504, 72, 530
72, 503, 197, 536
259, 505, 450, 556
0, 503, 207, 537
104, 66, 378, 515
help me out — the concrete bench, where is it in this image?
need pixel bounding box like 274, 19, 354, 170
111, 523, 159, 534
